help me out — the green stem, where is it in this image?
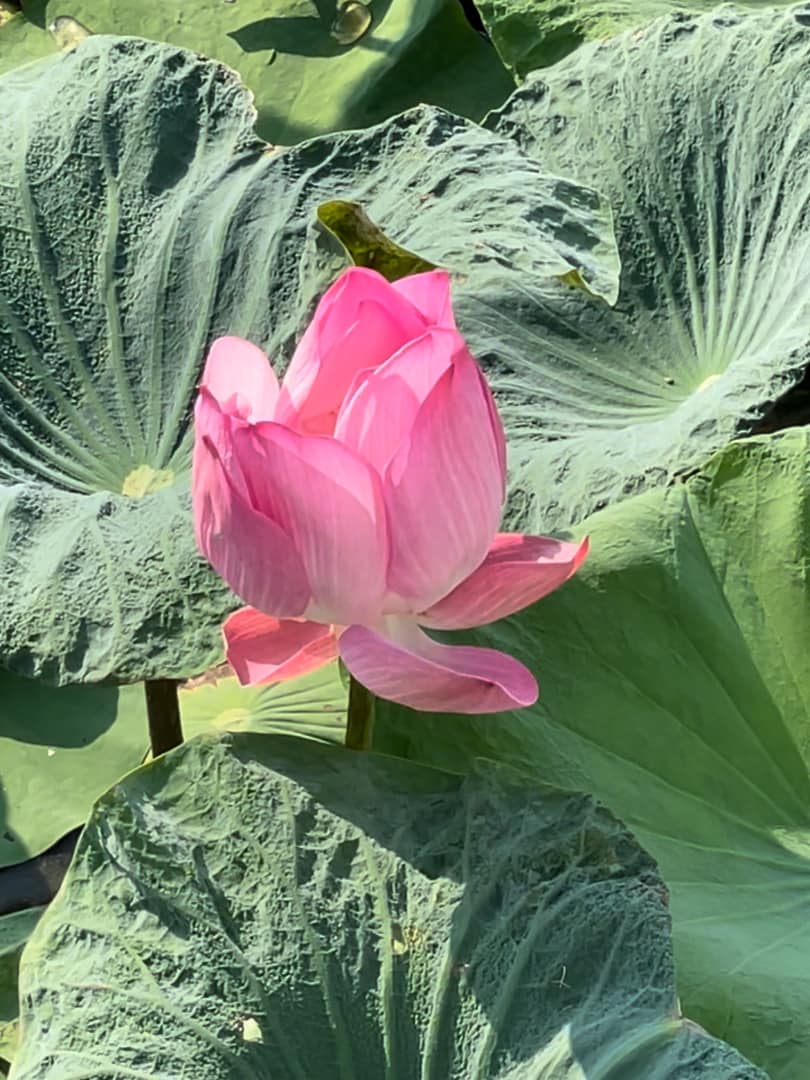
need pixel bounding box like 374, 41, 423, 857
144, 678, 183, 757
345, 675, 375, 751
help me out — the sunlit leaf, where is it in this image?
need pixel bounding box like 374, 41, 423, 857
11, 736, 763, 1077
481, 8, 810, 529
0, 35, 618, 683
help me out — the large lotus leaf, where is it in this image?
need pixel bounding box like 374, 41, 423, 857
475, 0, 804, 75
0, 907, 44, 1068
10, 734, 763, 1078
0, 0, 514, 143
0, 35, 618, 684
0, 671, 147, 867
471, 8, 810, 531
374, 427, 810, 1079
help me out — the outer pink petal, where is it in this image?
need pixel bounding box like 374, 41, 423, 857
201, 336, 279, 422
391, 270, 456, 328
232, 421, 388, 625
339, 618, 537, 713
275, 268, 428, 434
333, 327, 459, 473
224, 607, 338, 685
192, 400, 310, 617
420, 534, 589, 629
383, 344, 504, 611
482, 373, 507, 493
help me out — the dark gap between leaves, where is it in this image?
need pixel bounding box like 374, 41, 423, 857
0, 827, 80, 918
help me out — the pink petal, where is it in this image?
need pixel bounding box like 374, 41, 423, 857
383, 344, 504, 612
333, 327, 460, 473
192, 397, 310, 616
232, 421, 389, 626
201, 337, 279, 422
482, 373, 507, 492
275, 268, 428, 435
339, 617, 537, 713
420, 534, 589, 629
224, 607, 338, 685
391, 270, 456, 328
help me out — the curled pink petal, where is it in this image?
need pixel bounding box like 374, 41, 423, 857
420, 534, 589, 630
339, 617, 537, 713
232, 422, 389, 626
391, 270, 456, 328
275, 268, 428, 434
201, 337, 279, 422
191, 408, 310, 617
224, 607, 338, 685
334, 327, 460, 473
384, 344, 504, 612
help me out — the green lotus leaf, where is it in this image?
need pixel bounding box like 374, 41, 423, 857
375, 427, 810, 1079
10, 734, 763, 1077
0, 0, 514, 144
473, 8, 810, 530
177, 661, 346, 745
0, 34, 619, 684
0, 907, 44, 1068
0, 657, 348, 866
0, 671, 147, 868
475, 0, 804, 75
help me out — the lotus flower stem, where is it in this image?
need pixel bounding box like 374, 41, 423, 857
345, 675, 375, 751
144, 679, 183, 757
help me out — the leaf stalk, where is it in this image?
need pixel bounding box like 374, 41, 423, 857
345, 675, 375, 751
144, 678, 183, 757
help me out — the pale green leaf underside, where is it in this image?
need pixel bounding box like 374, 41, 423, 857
11, 736, 763, 1078
0, 1, 514, 144
177, 661, 346, 746
0, 35, 618, 683
376, 427, 810, 1079
483, 8, 810, 529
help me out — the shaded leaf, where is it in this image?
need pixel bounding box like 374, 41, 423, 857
0, 672, 146, 867
12, 735, 762, 1077
0, 659, 347, 867
317, 200, 436, 280
0, 0, 514, 144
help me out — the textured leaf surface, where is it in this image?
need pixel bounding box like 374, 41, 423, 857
476, 0, 803, 75
11, 735, 763, 1078
0, 907, 43, 1066
482, 8, 810, 530
0, 0, 513, 143
0, 672, 146, 867
0, 35, 618, 683
375, 428, 810, 1079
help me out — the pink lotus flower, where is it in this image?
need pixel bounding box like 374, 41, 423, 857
193, 267, 587, 713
